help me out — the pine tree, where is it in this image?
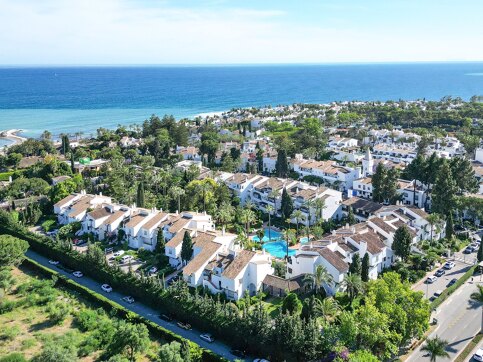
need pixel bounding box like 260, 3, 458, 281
383, 168, 400, 204
275, 149, 289, 178
349, 253, 361, 275
281, 188, 293, 221
181, 231, 193, 264
371, 163, 386, 203
450, 157, 479, 194
432, 160, 457, 215
347, 206, 356, 225
361, 253, 370, 282
393, 225, 412, 261
136, 181, 145, 208
445, 212, 454, 240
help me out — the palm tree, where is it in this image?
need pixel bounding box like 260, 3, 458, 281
421, 336, 449, 362
470, 284, 483, 333
342, 273, 364, 305
305, 199, 316, 227
291, 210, 304, 236
283, 228, 296, 259
240, 208, 256, 236
266, 205, 275, 242
316, 297, 341, 323
170, 186, 185, 213
235, 232, 249, 249
216, 203, 234, 230
314, 197, 326, 224
303, 264, 333, 295
426, 213, 441, 245
196, 181, 212, 211
268, 189, 280, 210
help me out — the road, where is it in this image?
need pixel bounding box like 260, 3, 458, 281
406, 280, 482, 362
26, 250, 239, 361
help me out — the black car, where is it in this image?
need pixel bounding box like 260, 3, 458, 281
447, 278, 457, 287
435, 269, 445, 277
159, 314, 173, 322
463, 247, 473, 254
230, 349, 247, 358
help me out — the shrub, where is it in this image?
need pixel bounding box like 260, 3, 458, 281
0, 300, 16, 314
46, 300, 71, 324
0, 353, 27, 362
0, 325, 20, 341
41, 219, 57, 232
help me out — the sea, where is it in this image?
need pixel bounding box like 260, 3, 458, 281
0, 63, 482, 138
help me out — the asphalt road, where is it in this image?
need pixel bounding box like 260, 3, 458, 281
406, 280, 483, 362
26, 250, 240, 361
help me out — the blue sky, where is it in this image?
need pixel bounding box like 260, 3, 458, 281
0, 0, 482, 64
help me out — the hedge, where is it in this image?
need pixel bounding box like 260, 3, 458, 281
22, 257, 225, 362
0, 171, 14, 182
430, 265, 477, 309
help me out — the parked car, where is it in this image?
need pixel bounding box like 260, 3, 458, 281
177, 321, 192, 330
73, 271, 83, 278
101, 284, 113, 292
113, 250, 125, 257
48, 260, 59, 265
425, 276, 437, 284
122, 296, 135, 304
230, 349, 246, 358
159, 314, 173, 322
473, 347, 483, 361
200, 333, 215, 343
148, 266, 158, 274
120, 255, 133, 264
443, 261, 455, 270
435, 269, 445, 277
447, 278, 458, 287
434, 290, 443, 297
464, 246, 474, 254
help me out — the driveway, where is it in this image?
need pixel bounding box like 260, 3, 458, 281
26, 250, 240, 361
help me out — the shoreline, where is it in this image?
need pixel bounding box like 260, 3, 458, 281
0, 129, 27, 149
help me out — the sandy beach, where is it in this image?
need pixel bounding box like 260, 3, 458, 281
0, 129, 26, 150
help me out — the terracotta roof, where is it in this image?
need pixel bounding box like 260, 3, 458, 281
351, 230, 386, 255
222, 250, 255, 279
318, 248, 349, 273
125, 213, 148, 228
342, 197, 383, 214
369, 217, 397, 234
142, 212, 168, 230
104, 210, 126, 226
54, 194, 77, 208
68, 196, 94, 217
183, 239, 221, 276
87, 207, 111, 220
168, 217, 190, 233
407, 206, 429, 218
262, 274, 304, 292
165, 229, 189, 248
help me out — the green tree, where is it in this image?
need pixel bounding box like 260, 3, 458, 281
275, 148, 289, 177
291, 209, 304, 236
450, 157, 479, 194
471, 284, 483, 333
393, 225, 412, 261
215, 202, 234, 230
303, 264, 333, 295
349, 350, 380, 362
281, 188, 293, 222
240, 208, 256, 236
281, 292, 302, 315
371, 163, 386, 203
107, 321, 150, 362
342, 273, 364, 306
0, 235, 29, 268
426, 213, 441, 244
180, 231, 193, 265
266, 205, 275, 241
32, 342, 78, 362
361, 253, 370, 282
421, 336, 450, 362
0, 353, 28, 362
347, 205, 356, 225
170, 186, 185, 213
349, 253, 362, 275
403, 154, 426, 205
445, 212, 454, 240
317, 297, 341, 323
432, 160, 457, 215
136, 182, 145, 208
158, 341, 184, 362
478, 241, 483, 263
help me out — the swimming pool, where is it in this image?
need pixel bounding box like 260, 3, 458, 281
252, 228, 282, 243
262, 241, 296, 258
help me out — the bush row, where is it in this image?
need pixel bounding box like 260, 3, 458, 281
22, 257, 224, 362
430, 265, 477, 309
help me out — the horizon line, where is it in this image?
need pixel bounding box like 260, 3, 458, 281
1, 60, 483, 68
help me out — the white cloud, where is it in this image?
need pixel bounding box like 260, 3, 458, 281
0, 0, 481, 64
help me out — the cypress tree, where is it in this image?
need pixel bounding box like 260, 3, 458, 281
432, 160, 457, 215
478, 241, 483, 263
361, 253, 370, 282
136, 181, 145, 208
347, 205, 356, 225
70, 152, 75, 173
371, 163, 386, 203
281, 188, 293, 221
275, 149, 289, 178
349, 253, 361, 275
393, 225, 412, 261
181, 231, 193, 264
445, 212, 454, 240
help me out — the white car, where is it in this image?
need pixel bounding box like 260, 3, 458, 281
48, 260, 59, 265
120, 255, 133, 264
113, 250, 125, 257
73, 271, 83, 278
425, 276, 437, 284
101, 284, 113, 293
149, 266, 158, 274
200, 333, 215, 343
122, 296, 135, 304
473, 347, 483, 361
444, 261, 455, 270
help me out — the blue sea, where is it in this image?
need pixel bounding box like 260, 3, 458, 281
0, 63, 482, 138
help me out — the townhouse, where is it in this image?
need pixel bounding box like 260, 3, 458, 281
327, 136, 358, 150
54, 191, 112, 225
372, 144, 417, 165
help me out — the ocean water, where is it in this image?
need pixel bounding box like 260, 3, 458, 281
0, 63, 482, 138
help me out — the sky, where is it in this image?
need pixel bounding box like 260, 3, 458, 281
0, 0, 482, 65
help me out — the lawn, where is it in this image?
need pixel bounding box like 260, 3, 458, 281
262, 296, 283, 318
0, 267, 163, 361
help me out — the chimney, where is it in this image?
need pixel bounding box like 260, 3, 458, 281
99, 192, 102, 196
351, 226, 356, 233
345, 223, 349, 229
8, 176, 12, 183
222, 226, 225, 235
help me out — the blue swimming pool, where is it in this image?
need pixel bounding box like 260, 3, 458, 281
252, 228, 282, 243
262, 241, 296, 258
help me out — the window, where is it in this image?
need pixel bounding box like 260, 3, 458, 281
288, 267, 292, 274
